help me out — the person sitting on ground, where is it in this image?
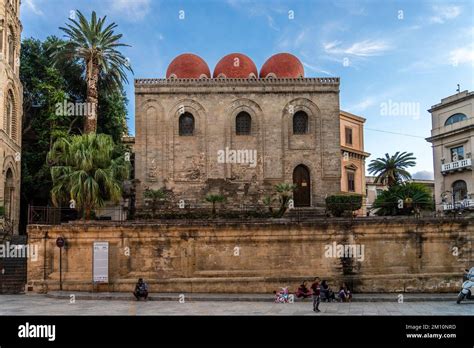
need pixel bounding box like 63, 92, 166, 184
133, 278, 149, 301
273, 287, 290, 303
321, 280, 336, 302
338, 282, 353, 303
295, 280, 312, 299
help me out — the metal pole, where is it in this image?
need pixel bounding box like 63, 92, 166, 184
59, 247, 62, 291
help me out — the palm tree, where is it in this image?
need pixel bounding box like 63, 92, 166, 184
54, 10, 133, 133
368, 152, 416, 187
205, 194, 226, 217
275, 183, 297, 217
373, 183, 433, 216
48, 133, 130, 219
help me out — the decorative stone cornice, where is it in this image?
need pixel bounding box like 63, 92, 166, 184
136, 77, 339, 86
341, 147, 370, 159
135, 77, 340, 94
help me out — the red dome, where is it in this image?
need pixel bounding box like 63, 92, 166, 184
260, 53, 304, 78
166, 53, 211, 79
213, 53, 258, 78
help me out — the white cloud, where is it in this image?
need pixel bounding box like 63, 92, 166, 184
412, 171, 434, 180
324, 39, 392, 57
429, 5, 461, 24
348, 97, 376, 112
323, 40, 341, 51
302, 62, 332, 76
449, 45, 474, 66
107, 0, 151, 21
23, 0, 43, 15
227, 0, 281, 31
266, 15, 279, 31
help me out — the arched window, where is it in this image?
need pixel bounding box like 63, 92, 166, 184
445, 113, 467, 126
235, 112, 251, 135
179, 112, 195, 136
5, 90, 14, 137
8, 27, 14, 68
4, 168, 14, 221
293, 111, 308, 134
453, 180, 467, 201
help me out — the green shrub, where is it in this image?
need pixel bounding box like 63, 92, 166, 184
373, 183, 433, 216
325, 194, 363, 217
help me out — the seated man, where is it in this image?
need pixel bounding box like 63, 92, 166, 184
338, 283, 353, 303
295, 280, 312, 299
321, 280, 336, 302
133, 278, 149, 301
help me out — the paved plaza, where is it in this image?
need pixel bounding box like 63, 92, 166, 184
0, 294, 472, 315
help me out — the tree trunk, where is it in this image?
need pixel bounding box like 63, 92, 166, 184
85, 57, 99, 134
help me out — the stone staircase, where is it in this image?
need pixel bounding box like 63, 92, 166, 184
286, 207, 327, 221
0, 235, 27, 294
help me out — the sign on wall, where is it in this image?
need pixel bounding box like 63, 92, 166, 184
93, 242, 109, 283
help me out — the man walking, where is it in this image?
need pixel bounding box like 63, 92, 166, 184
311, 277, 321, 312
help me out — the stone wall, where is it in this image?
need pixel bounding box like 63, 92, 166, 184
27, 218, 473, 293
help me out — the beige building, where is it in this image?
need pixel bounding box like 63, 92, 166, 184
340, 110, 370, 214
426, 90, 473, 212
134, 53, 343, 211
0, 0, 22, 235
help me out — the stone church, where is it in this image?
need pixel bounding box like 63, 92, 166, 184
0, 0, 22, 234
133, 53, 368, 211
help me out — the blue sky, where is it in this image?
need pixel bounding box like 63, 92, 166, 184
21, 0, 474, 177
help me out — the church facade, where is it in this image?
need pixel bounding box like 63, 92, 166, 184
133, 53, 367, 211
0, 0, 22, 234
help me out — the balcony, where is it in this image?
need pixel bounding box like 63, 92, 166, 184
441, 158, 472, 174
443, 199, 474, 211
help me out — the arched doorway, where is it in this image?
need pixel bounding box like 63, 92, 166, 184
4, 168, 14, 221
293, 165, 311, 207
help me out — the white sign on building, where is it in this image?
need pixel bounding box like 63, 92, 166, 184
93, 242, 109, 283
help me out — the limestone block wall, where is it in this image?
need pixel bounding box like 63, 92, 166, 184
27, 218, 473, 293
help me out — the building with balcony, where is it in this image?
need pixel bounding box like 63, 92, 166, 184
0, 0, 22, 235
426, 90, 473, 213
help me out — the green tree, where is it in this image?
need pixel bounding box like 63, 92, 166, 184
53, 10, 133, 133
20, 37, 130, 231
143, 189, 166, 218
275, 183, 297, 217
368, 152, 416, 187
372, 183, 433, 216
205, 194, 226, 217
47, 133, 130, 219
